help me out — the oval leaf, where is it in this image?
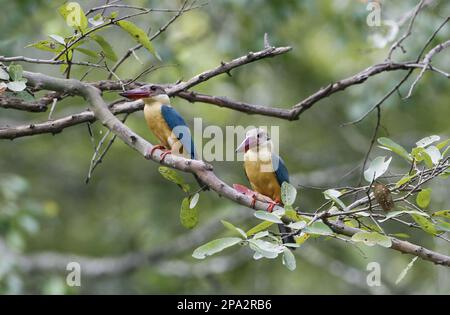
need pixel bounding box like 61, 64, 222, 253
425, 146, 441, 165
351, 231, 392, 248
282, 248, 296, 271
432, 210, 450, 219
248, 239, 284, 259
221, 220, 247, 239
416, 188, 431, 209
364, 156, 392, 182
8, 64, 23, 81
58, 2, 88, 31
192, 237, 242, 259
378, 137, 411, 161
246, 221, 274, 237
281, 182, 297, 206
7, 81, 27, 92
180, 197, 198, 229
410, 213, 437, 235
254, 211, 283, 224
158, 166, 189, 192
0, 68, 10, 80
303, 220, 334, 236
91, 34, 118, 62
416, 135, 440, 148
117, 20, 161, 61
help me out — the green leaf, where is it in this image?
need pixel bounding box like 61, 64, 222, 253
0, 68, 10, 80
221, 220, 247, 239
435, 219, 450, 233
295, 232, 310, 245
282, 248, 296, 271
7, 80, 27, 92
377, 137, 411, 161
25, 40, 52, 52
248, 239, 284, 259
58, 2, 88, 31
303, 220, 334, 236
75, 47, 99, 58
253, 231, 269, 239
90, 34, 118, 62
411, 147, 433, 168
416, 188, 431, 209
158, 166, 189, 192
26, 40, 62, 53
379, 209, 429, 223
287, 221, 307, 230
395, 256, 418, 285
246, 221, 274, 237
410, 213, 437, 235
285, 208, 308, 222
180, 197, 198, 229
364, 156, 392, 182
117, 20, 161, 61
49, 34, 66, 45
416, 135, 440, 148
395, 174, 415, 188
442, 146, 450, 158
254, 211, 283, 224
88, 14, 104, 26
108, 11, 118, 20
351, 231, 392, 247
8, 64, 23, 81
281, 182, 297, 206
192, 237, 242, 259
436, 139, 450, 150
323, 189, 346, 210
425, 146, 441, 165
432, 210, 450, 219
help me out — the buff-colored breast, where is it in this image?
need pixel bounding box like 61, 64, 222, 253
244, 149, 281, 201
143, 102, 190, 158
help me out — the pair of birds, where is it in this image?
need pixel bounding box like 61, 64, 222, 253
120, 85, 295, 244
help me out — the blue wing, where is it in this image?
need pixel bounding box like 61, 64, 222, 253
161, 105, 196, 159
272, 153, 289, 186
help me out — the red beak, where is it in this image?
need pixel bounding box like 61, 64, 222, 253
119, 87, 151, 100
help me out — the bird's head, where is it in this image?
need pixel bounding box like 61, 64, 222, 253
119, 85, 169, 103
236, 128, 271, 153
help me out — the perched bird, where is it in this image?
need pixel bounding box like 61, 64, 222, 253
236, 128, 295, 244
120, 85, 206, 189
120, 85, 196, 161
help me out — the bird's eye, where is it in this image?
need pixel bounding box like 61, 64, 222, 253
150, 86, 156, 91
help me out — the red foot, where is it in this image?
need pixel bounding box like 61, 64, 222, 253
160, 150, 172, 162
266, 198, 281, 213
148, 144, 166, 159
250, 193, 257, 209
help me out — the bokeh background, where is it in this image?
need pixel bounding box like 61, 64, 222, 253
0, 0, 449, 294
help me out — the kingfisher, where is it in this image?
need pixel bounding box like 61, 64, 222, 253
120, 85, 196, 161
236, 128, 295, 244
120, 85, 208, 190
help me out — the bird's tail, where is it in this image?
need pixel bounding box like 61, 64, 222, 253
278, 224, 296, 248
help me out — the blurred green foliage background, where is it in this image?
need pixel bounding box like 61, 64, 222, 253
0, 0, 449, 294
